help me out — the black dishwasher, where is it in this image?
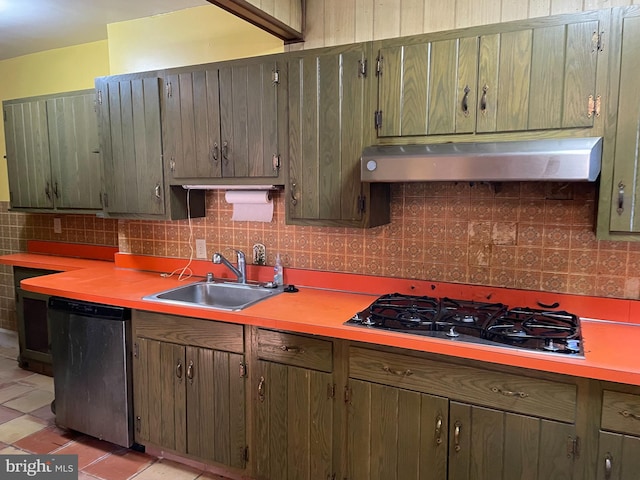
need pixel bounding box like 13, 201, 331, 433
49, 297, 133, 447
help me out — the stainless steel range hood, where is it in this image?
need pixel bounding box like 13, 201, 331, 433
361, 137, 602, 182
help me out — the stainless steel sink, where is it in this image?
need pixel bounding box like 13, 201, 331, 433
143, 281, 283, 311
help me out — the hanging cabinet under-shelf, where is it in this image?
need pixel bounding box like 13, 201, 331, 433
373, 10, 607, 138
163, 55, 287, 186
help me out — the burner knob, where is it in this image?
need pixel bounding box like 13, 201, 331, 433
446, 327, 460, 338
362, 315, 375, 326
566, 339, 580, 352
351, 313, 362, 322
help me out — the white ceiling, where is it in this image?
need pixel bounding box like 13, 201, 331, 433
0, 0, 211, 61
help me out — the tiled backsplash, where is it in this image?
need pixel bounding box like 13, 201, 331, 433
118, 183, 640, 300
0, 202, 117, 331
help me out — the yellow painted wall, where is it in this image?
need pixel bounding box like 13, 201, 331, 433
107, 6, 284, 74
0, 41, 110, 202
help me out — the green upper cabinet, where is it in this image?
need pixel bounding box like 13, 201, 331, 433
163, 56, 286, 185
3, 90, 102, 212
96, 74, 204, 219
598, 6, 640, 237
374, 11, 607, 139
287, 44, 390, 227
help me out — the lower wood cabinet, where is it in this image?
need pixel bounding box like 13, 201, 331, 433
132, 311, 246, 469
253, 329, 334, 480
346, 346, 579, 480
597, 390, 640, 479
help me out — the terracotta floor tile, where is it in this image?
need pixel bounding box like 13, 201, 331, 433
0, 404, 25, 425
14, 425, 78, 454
20, 373, 54, 392
0, 383, 34, 404
0, 415, 48, 444
29, 402, 56, 423
0, 358, 33, 382
4, 388, 54, 413
83, 449, 154, 480
131, 459, 201, 480
55, 436, 119, 469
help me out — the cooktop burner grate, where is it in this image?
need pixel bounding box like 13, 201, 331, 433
346, 293, 583, 356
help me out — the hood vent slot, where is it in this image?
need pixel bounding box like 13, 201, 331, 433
361, 137, 602, 183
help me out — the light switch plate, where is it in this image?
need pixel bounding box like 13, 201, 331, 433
53, 218, 62, 234
195, 239, 207, 259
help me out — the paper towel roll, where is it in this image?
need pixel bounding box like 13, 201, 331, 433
224, 190, 273, 222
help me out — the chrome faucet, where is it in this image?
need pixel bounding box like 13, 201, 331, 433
212, 250, 246, 284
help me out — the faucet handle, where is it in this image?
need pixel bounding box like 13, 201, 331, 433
235, 250, 246, 260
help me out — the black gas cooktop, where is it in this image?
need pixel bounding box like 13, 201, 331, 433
345, 293, 583, 356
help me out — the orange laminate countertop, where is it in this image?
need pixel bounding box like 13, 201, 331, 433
4, 252, 640, 386
0, 253, 113, 272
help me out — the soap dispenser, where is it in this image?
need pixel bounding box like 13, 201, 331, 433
273, 253, 284, 286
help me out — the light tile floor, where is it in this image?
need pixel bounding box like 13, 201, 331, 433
0, 329, 234, 480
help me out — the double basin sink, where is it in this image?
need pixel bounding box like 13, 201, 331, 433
144, 280, 283, 311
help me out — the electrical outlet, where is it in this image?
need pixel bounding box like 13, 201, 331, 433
195, 239, 207, 259
53, 218, 62, 234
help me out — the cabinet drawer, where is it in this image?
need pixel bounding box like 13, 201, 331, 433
349, 347, 577, 423
602, 391, 640, 436
133, 310, 244, 354
257, 329, 332, 372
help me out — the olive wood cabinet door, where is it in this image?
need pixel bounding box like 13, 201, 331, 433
133, 338, 246, 469
46, 92, 101, 210
606, 10, 640, 234
287, 45, 370, 226
374, 14, 604, 138
448, 402, 577, 480
4, 98, 53, 209
254, 360, 333, 480
164, 58, 284, 183
347, 379, 448, 480
597, 431, 640, 480
96, 76, 165, 216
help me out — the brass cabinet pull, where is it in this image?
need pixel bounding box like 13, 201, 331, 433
604, 453, 613, 479
435, 416, 443, 445
454, 421, 462, 452
619, 409, 640, 421
222, 141, 229, 165
212, 142, 219, 163
186, 360, 194, 382
280, 345, 304, 353
491, 386, 529, 398
617, 182, 625, 215
154, 183, 162, 199
258, 376, 265, 403
382, 365, 413, 377
461, 85, 471, 117
290, 182, 298, 206
176, 361, 183, 379
480, 84, 489, 114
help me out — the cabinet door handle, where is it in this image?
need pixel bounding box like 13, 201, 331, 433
461, 85, 471, 117
435, 415, 443, 445
53, 182, 59, 199
176, 361, 183, 379
480, 84, 489, 114
617, 182, 625, 215
619, 409, 640, 421
222, 141, 229, 165
604, 453, 613, 479
491, 386, 529, 398
187, 360, 194, 382
154, 184, 162, 199
291, 183, 298, 206
212, 142, 219, 163
258, 376, 265, 403
383, 365, 413, 377
135, 416, 141, 433
45, 182, 52, 200
280, 345, 304, 353
454, 421, 462, 452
